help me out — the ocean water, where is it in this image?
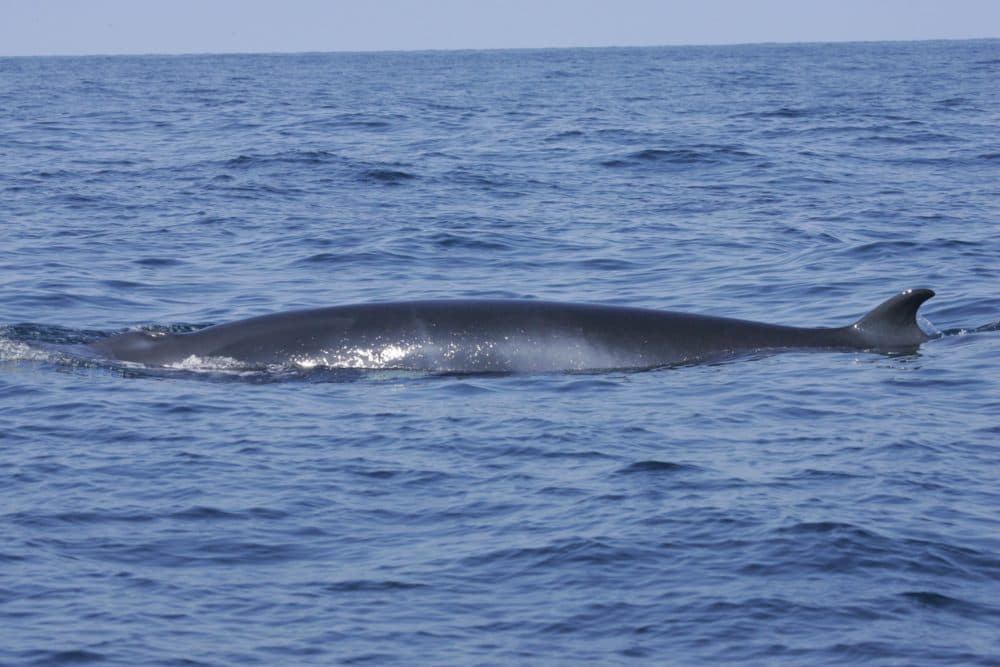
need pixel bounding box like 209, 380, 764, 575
1, 40, 999, 665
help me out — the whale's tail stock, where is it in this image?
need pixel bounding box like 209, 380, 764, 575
841, 288, 936, 350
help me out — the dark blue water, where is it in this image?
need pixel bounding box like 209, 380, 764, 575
2, 41, 999, 666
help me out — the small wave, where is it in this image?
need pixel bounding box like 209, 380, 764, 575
462, 536, 634, 569
297, 252, 346, 264
616, 460, 700, 475
221, 150, 417, 188
328, 112, 397, 129
33, 168, 74, 179
293, 249, 413, 266
27, 649, 106, 665
178, 86, 219, 96
168, 505, 288, 521
361, 168, 416, 185
544, 377, 622, 394
855, 130, 959, 145
941, 320, 1000, 336
600, 144, 759, 169
573, 257, 637, 271
443, 168, 519, 192
934, 96, 970, 108
323, 579, 426, 592
778, 468, 862, 482
776, 520, 877, 537
899, 591, 966, 608
838, 239, 921, 260
100, 279, 145, 289
224, 149, 338, 169
426, 232, 513, 251
737, 106, 812, 119
545, 129, 584, 141
99, 538, 309, 567
595, 127, 654, 143
612, 148, 707, 165
58, 193, 100, 206
897, 591, 998, 620
133, 257, 185, 267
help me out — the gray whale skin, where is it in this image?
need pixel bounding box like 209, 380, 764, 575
89, 289, 935, 372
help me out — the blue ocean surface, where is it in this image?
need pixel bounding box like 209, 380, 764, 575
1, 41, 999, 665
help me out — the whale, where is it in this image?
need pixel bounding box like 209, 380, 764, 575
88, 288, 935, 372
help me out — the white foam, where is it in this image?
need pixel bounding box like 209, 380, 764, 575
165, 354, 249, 372
0, 338, 57, 363
291, 342, 422, 370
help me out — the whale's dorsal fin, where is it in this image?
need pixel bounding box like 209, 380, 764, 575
846, 288, 935, 349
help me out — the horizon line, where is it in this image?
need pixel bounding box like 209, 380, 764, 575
2, 35, 996, 60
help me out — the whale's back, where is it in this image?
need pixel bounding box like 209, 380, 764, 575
88, 290, 935, 371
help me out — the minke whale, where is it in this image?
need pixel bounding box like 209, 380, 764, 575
89, 289, 935, 372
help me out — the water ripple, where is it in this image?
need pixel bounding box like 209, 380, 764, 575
1, 41, 999, 667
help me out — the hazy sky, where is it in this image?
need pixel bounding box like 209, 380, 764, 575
2, 0, 998, 57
